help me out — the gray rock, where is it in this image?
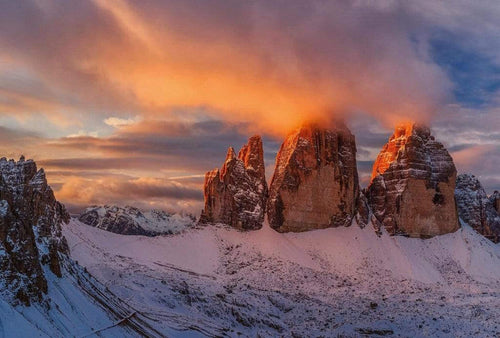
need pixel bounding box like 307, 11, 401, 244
455, 174, 500, 243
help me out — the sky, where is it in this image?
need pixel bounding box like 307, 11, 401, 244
0, 0, 499, 214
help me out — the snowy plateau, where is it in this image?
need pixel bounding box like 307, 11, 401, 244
52, 217, 500, 337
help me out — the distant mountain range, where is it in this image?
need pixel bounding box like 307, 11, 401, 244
78, 205, 196, 236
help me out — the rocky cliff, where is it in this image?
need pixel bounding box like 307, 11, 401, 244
267, 123, 359, 232
0, 157, 69, 305
455, 174, 500, 243
491, 190, 500, 214
367, 123, 459, 238
200, 135, 268, 230
78, 205, 195, 236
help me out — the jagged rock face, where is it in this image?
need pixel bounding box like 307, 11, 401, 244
267, 123, 359, 232
79, 205, 195, 236
355, 190, 370, 228
0, 157, 69, 305
491, 191, 500, 214
200, 136, 268, 230
455, 174, 500, 243
367, 123, 459, 238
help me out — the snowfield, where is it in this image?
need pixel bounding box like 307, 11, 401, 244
62, 219, 500, 337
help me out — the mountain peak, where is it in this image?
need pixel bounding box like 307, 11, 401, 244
367, 124, 459, 237
267, 122, 359, 232
0, 157, 69, 305
200, 135, 268, 230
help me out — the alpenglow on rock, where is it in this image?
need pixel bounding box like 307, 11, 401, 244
200, 135, 268, 230
267, 123, 359, 232
0, 157, 69, 305
367, 123, 459, 238
455, 174, 500, 243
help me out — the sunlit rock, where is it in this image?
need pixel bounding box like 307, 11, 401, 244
367, 123, 459, 238
200, 136, 268, 230
267, 122, 359, 232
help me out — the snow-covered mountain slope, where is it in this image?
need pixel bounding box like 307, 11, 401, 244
0, 257, 166, 338
78, 205, 196, 236
64, 219, 500, 337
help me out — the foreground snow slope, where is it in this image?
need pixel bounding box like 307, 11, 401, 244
0, 259, 164, 338
64, 219, 500, 337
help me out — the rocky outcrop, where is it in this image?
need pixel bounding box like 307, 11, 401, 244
200, 135, 268, 230
455, 174, 500, 243
367, 123, 459, 238
0, 157, 69, 305
267, 123, 359, 232
491, 191, 500, 214
79, 205, 195, 236
355, 190, 370, 228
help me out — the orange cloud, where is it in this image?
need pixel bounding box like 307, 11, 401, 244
1, 1, 452, 136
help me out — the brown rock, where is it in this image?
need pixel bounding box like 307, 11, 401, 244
200, 136, 268, 230
367, 123, 459, 238
267, 123, 359, 232
0, 157, 69, 305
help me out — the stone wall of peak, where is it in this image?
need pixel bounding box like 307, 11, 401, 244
455, 174, 500, 243
367, 123, 459, 238
267, 123, 359, 232
200, 135, 268, 230
0, 157, 69, 305
491, 190, 500, 214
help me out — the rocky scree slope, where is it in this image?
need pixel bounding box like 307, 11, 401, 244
78, 205, 195, 236
368, 123, 459, 238
455, 174, 500, 243
200, 135, 268, 230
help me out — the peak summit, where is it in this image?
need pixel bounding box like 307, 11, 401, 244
371, 123, 434, 181
267, 123, 359, 232
0, 157, 69, 305
200, 135, 268, 230
367, 124, 459, 237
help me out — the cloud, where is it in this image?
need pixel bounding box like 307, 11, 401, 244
104, 116, 141, 128
0, 0, 467, 134
55, 175, 203, 213
1, 0, 500, 205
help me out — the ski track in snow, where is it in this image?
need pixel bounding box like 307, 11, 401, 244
63, 219, 500, 337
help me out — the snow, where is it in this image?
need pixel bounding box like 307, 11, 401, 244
0, 260, 158, 338
66, 219, 218, 275
80, 205, 195, 235
62, 218, 500, 337
0, 200, 8, 217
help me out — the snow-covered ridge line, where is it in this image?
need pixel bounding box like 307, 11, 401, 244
78, 205, 196, 236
